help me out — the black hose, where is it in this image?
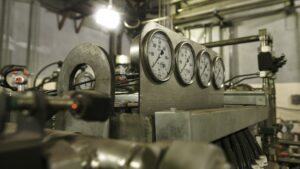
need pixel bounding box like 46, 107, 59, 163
231, 76, 260, 86
225, 73, 259, 84
33, 61, 63, 88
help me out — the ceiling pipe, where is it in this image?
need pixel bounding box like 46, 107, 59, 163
174, 0, 289, 26
176, 0, 232, 13
178, 2, 300, 30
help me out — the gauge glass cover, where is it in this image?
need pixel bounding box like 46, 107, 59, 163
213, 57, 225, 89
176, 43, 195, 85
145, 31, 173, 82
75, 71, 95, 90
197, 51, 212, 87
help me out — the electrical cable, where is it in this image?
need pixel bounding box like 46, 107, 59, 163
225, 72, 259, 84
72, 79, 96, 88
71, 78, 139, 88
33, 61, 63, 88
231, 76, 260, 86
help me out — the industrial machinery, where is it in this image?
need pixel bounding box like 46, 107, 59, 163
0, 22, 287, 168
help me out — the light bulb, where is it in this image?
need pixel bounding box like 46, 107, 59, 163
95, 5, 121, 30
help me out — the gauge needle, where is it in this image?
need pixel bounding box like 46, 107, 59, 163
216, 68, 221, 78
152, 50, 164, 68
180, 58, 189, 73
200, 64, 208, 76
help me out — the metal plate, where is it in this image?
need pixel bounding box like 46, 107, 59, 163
155, 106, 268, 142
130, 22, 223, 115
56, 43, 114, 137
224, 91, 266, 106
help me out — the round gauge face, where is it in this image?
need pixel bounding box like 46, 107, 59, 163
213, 57, 225, 89
144, 30, 173, 82
6, 71, 28, 88
75, 72, 95, 90
197, 51, 212, 87
176, 43, 195, 85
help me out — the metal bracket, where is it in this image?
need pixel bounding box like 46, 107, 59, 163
73, 18, 84, 33
56, 14, 67, 30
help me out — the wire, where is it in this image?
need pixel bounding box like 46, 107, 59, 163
231, 76, 260, 86
225, 72, 259, 84
71, 78, 139, 88
72, 79, 96, 88
33, 61, 63, 88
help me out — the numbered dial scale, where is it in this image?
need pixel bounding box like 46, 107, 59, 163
74, 71, 95, 90
143, 30, 173, 82
175, 42, 195, 85
197, 51, 212, 88
212, 57, 225, 89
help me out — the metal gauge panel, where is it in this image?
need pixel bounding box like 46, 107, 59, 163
212, 57, 225, 89
197, 51, 212, 88
130, 22, 224, 115
175, 42, 196, 85
143, 30, 174, 82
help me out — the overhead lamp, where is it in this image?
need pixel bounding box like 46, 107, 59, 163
95, 1, 121, 30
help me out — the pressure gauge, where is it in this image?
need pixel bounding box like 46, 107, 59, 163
175, 42, 195, 85
212, 57, 225, 89
197, 51, 212, 88
74, 71, 95, 90
144, 30, 173, 82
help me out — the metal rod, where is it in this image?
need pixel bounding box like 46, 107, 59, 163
26, 0, 34, 68
202, 35, 260, 48
0, 0, 6, 68
11, 97, 73, 111
174, 0, 286, 26
177, 0, 231, 12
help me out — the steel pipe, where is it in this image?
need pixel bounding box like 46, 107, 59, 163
202, 35, 260, 48
174, 0, 288, 26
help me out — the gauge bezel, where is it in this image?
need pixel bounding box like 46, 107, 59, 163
175, 42, 196, 85
196, 50, 213, 88
212, 56, 225, 89
143, 29, 174, 82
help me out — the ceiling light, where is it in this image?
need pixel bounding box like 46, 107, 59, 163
95, 5, 121, 30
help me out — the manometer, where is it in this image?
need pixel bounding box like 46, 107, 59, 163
197, 51, 212, 88
175, 42, 195, 85
212, 57, 225, 89
144, 30, 173, 82
74, 71, 95, 90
